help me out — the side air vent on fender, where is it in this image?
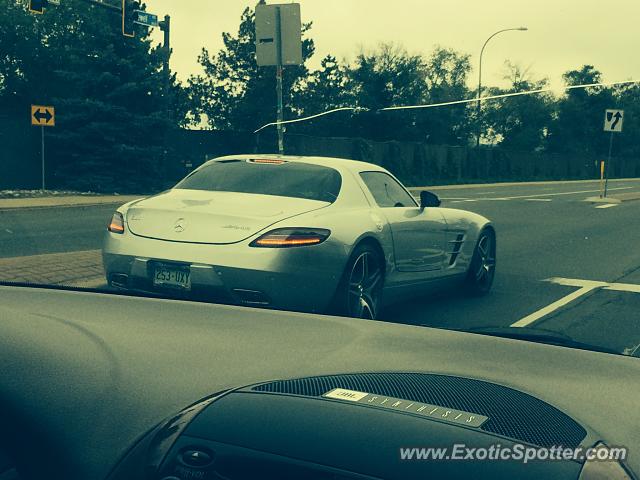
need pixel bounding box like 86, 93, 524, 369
251, 372, 587, 449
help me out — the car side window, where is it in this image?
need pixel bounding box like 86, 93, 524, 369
360, 171, 417, 208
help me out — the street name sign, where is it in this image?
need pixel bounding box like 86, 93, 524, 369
134, 10, 159, 27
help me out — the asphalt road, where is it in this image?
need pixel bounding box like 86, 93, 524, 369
382, 178, 640, 356
2, 179, 640, 355
0, 204, 117, 258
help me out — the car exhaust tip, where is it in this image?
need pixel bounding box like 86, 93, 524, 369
232, 289, 270, 306
109, 273, 129, 289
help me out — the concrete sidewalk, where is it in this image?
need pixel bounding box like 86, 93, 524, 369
0, 250, 105, 288
0, 195, 142, 210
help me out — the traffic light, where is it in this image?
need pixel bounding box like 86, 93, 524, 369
29, 0, 48, 14
122, 0, 139, 37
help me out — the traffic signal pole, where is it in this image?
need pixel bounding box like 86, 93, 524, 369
159, 15, 171, 113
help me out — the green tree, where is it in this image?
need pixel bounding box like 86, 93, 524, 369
546, 65, 615, 156
187, 7, 315, 132
345, 44, 473, 144
420, 46, 472, 145
482, 62, 553, 151
347, 43, 427, 141
293, 54, 356, 137
612, 83, 640, 159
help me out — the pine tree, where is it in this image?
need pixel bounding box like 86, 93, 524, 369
1, 0, 181, 192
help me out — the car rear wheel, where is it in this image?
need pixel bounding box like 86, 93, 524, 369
335, 244, 384, 319
465, 229, 496, 295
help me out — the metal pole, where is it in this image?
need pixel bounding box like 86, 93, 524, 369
161, 15, 171, 111
41, 126, 45, 191
275, 6, 284, 155
604, 131, 614, 197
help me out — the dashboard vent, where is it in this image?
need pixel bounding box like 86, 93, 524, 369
252, 372, 587, 449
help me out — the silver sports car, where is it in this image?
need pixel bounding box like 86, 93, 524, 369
103, 155, 496, 319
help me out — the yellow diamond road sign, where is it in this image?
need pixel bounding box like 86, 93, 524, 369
31, 105, 55, 127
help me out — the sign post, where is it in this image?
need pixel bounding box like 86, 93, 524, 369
602, 109, 624, 197
31, 105, 55, 191
255, 2, 302, 155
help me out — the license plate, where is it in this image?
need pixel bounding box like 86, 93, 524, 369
153, 265, 191, 290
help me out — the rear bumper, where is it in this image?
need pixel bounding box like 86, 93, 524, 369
102, 231, 349, 314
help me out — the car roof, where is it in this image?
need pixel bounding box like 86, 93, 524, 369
211, 154, 389, 174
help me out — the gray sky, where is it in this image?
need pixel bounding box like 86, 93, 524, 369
147, 0, 640, 90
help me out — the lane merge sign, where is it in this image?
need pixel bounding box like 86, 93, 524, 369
31, 105, 55, 127
603, 109, 624, 133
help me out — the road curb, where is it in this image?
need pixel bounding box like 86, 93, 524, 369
0, 201, 125, 212
66, 277, 106, 289
584, 196, 622, 204
0, 195, 142, 211
585, 192, 640, 203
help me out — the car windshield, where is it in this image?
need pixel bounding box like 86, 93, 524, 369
1, 0, 640, 359
175, 160, 342, 202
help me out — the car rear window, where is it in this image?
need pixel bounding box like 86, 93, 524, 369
175, 160, 342, 203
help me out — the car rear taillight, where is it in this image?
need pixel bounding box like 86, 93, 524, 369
250, 228, 331, 248
108, 212, 125, 234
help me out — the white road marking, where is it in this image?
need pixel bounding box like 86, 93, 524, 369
595, 203, 619, 209
495, 186, 632, 201
623, 343, 640, 356
511, 277, 640, 328
511, 285, 599, 327
546, 277, 609, 288
447, 187, 633, 203
525, 198, 552, 202
605, 282, 640, 293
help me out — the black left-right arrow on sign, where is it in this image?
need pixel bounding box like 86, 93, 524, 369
33, 108, 52, 123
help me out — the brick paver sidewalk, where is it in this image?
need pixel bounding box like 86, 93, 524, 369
0, 249, 105, 287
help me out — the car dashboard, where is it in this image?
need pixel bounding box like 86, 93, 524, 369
0, 286, 637, 480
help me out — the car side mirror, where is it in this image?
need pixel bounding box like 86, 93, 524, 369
420, 191, 441, 209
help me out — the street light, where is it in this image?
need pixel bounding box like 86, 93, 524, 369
476, 27, 528, 147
